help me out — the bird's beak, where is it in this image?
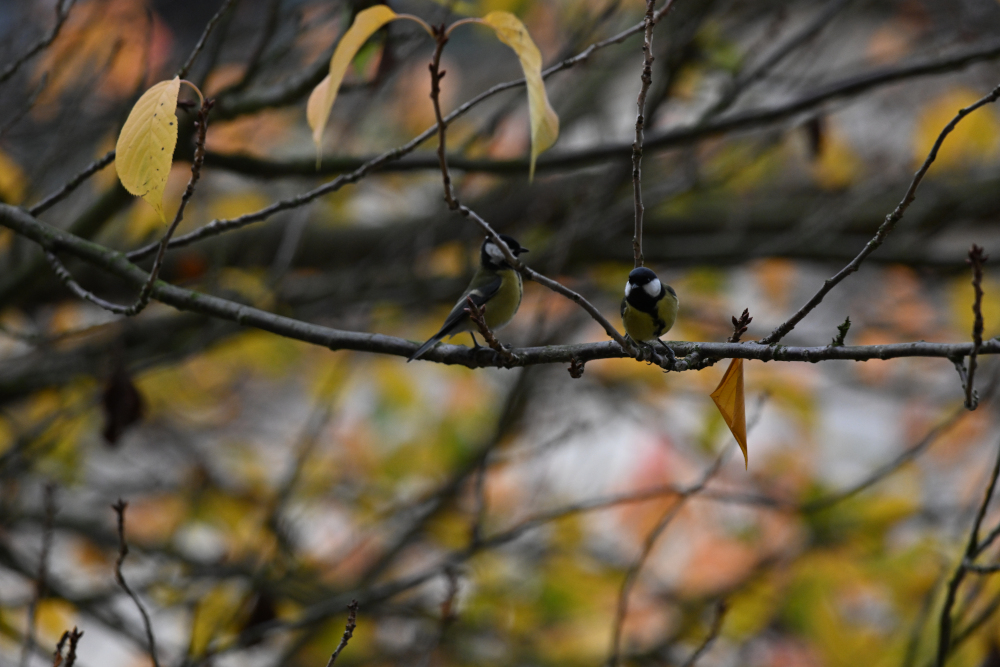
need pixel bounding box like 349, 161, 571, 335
519, 248, 529, 254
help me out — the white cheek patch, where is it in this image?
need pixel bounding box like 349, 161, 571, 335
643, 278, 661, 297
624, 281, 632, 296
485, 242, 506, 262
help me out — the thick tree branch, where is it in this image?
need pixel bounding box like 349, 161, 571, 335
4, 205, 1000, 368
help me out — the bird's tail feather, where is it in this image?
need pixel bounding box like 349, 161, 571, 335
408, 331, 446, 362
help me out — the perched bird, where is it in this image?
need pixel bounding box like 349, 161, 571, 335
408, 234, 528, 362
621, 266, 679, 358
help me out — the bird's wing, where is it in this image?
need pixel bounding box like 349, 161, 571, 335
437, 273, 503, 336
408, 273, 503, 362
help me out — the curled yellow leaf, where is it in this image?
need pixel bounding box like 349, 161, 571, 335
710, 358, 748, 468
115, 77, 181, 221
307, 5, 400, 161
480, 11, 559, 181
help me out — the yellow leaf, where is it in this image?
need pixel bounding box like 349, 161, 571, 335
115, 77, 181, 221
480, 11, 559, 180
307, 5, 400, 159
710, 358, 747, 468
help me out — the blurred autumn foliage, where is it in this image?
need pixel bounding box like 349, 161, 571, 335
2, 1, 1000, 667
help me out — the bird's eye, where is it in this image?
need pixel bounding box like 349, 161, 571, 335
643, 278, 661, 297
624, 281, 632, 296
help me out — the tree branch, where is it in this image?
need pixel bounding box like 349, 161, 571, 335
322, 601, 358, 667
176, 0, 239, 79
4, 205, 1000, 368
200, 37, 1000, 180
630, 0, 663, 268
964, 244, 987, 409
936, 437, 1000, 667
0, 0, 76, 87
112, 499, 160, 667
761, 81, 1000, 345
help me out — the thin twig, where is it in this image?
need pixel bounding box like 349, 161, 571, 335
44, 251, 129, 314
965, 245, 987, 409
323, 601, 358, 667
679, 600, 727, 667
429, 26, 457, 210
42, 99, 212, 317
0, 0, 76, 87
935, 437, 1000, 667
630, 0, 662, 268
124, 98, 213, 317
123, 0, 685, 262
52, 630, 70, 667
112, 499, 161, 667
176, 0, 240, 80
28, 151, 116, 217
1, 72, 49, 139
607, 453, 727, 667
62, 628, 83, 667
425, 26, 633, 353
20, 484, 56, 667
463, 297, 517, 367
762, 82, 1000, 345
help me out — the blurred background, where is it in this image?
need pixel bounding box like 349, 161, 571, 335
2, 0, 1000, 666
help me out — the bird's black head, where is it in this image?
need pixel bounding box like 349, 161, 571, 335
481, 234, 528, 269
625, 267, 665, 307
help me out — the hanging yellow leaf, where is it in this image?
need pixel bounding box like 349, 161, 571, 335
115, 77, 181, 221
480, 11, 559, 180
307, 5, 400, 160
710, 358, 748, 468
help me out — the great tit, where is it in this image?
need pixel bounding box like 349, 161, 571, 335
621, 266, 679, 358
408, 234, 528, 362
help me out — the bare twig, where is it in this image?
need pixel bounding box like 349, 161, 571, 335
44, 251, 129, 314
122, 0, 684, 262
176, 0, 240, 80
935, 437, 1000, 667
323, 601, 358, 667
0, 0, 76, 87
965, 245, 987, 409
60, 628, 82, 667
43, 99, 212, 318
631, 0, 667, 268
429, 26, 458, 210
112, 499, 161, 667
1, 72, 49, 139
464, 297, 517, 367
124, 97, 213, 317
28, 151, 116, 217
425, 28, 633, 354
607, 453, 726, 667
679, 600, 727, 667
20, 484, 56, 667
762, 82, 1000, 345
